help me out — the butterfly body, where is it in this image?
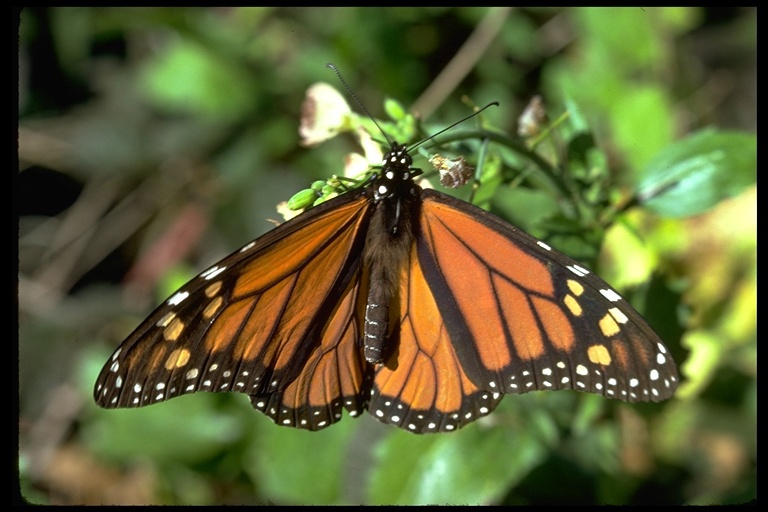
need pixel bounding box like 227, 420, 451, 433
94, 141, 677, 433
362, 143, 420, 363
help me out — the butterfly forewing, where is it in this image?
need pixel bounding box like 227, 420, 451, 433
94, 192, 375, 412
416, 190, 678, 403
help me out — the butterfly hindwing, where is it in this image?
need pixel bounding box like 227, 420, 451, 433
250, 270, 373, 430
368, 241, 504, 433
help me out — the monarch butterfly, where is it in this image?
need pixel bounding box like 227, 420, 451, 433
93, 92, 678, 434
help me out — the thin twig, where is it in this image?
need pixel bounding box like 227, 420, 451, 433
411, 7, 513, 119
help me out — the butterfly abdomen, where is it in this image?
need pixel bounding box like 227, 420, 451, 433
362, 197, 418, 363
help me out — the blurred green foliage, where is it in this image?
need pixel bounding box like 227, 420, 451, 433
18, 7, 755, 505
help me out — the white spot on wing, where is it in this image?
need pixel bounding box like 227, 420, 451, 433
567, 265, 589, 277
600, 288, 622, 302
168, 291, 189, 306
239, 241, 256, 253
200, 265, 226, 280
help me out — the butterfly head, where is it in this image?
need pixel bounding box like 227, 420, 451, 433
373, 142, 422, 202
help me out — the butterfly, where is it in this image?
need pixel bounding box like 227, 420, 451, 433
94, 104, 678, 434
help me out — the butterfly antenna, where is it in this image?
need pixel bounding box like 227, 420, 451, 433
326, 63, 394, 147
409, 101, 499, 152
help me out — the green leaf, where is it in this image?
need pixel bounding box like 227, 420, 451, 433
598, 215, 657, 289
384, 97, 408, 122
368, 424, 547, 505
490, 186, 559, 239
140, 38, 258, 121
85, 393, 243, 464
637, 130, 756, 218
611, 85, 675, 171
244, 416, 359, 504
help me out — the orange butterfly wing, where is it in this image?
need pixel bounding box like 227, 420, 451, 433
369, 239, 504, 432
95, 169, 678, 434
250, 267, 372, 430
94, 191, 376, 430
366, 189, 676, 433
